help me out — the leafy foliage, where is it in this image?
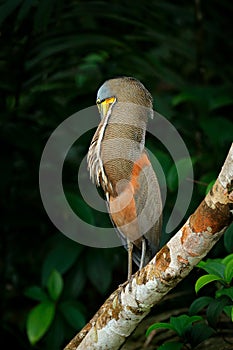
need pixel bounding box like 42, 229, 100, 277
1, 0, 232, 349
190, 254, 233, 327
146, 314, 214, 349
147, 254, 233, 348
26, 300, 56, 345
26, 269, 63, 344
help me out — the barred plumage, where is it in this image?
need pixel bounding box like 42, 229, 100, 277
87, 77, 162, 283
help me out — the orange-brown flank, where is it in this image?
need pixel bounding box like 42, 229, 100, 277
109, 153, 150, 243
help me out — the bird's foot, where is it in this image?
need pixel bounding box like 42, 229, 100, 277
128, 276, 133, 292
117, 277, 133, 303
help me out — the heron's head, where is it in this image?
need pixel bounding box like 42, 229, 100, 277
96, 77, 153, 120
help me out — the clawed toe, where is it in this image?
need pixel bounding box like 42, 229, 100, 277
117, 277, 133, 302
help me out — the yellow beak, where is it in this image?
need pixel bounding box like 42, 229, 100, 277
96, 97, 116, 119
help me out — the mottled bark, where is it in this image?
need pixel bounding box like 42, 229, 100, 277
64, 144, 233, 350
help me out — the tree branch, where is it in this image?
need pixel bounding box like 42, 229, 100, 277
64, 143, 233, 350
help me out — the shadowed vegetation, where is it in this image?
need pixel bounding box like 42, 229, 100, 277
0, 1, 232, 349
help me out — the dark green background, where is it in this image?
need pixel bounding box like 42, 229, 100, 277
1, 0, 232, 349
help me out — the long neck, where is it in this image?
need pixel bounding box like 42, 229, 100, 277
100, 103, 148, 195
87, 102, 150, 197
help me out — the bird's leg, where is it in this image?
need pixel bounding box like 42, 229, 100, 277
127, 239, 133, 292
139, 237, 146, 270
116, 239, 133, 302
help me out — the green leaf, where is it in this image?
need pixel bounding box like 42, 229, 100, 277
157, 341, 183, 350
224, 225, 233, 253
223, 305, 233, 321
216, 287, 233, 301
63, 263, 86, 299
207, 297, 230, 328
187, 322, 215, 347
24, 286, 48, 302
24, 286, 48, 301
43, 313, 66, 350
224, 259, 233, 283
172, 91, 198, 106
209, 94, 233, 111
146, 322, 175, 337
195, 274, 223, 293
197, 260, 225, 278
84, 52, 109, 64
170, 315, 202, 337
167, 157, 195, 192
47, 269, 63, 301
222, 253, 233, 265
42, 235, 83, 285
60, 301, 85, 330
189, 296, 213, 315
26, 300, 55, 345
